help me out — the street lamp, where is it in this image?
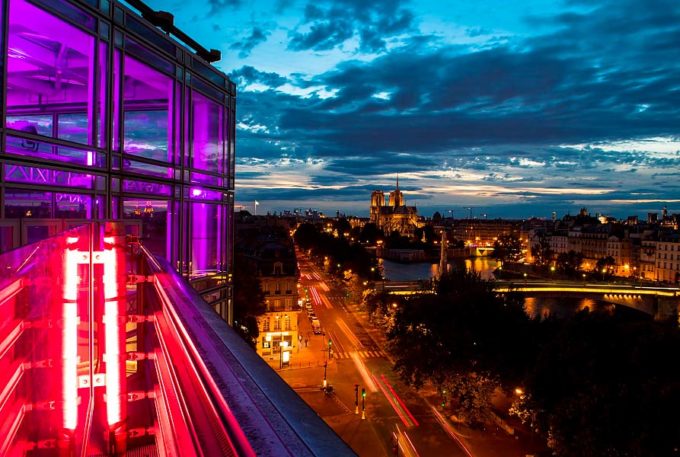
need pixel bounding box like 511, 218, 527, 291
323, 361, 328, 388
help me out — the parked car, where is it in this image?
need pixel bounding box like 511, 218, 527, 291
312, 319, 322, 334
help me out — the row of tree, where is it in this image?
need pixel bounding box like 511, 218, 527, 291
294, 221, 379, 279
385, 269, 680, 456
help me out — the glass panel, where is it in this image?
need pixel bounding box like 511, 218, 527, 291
190, 171, 222, 187
6, 135, 105, 168
0, 226, 16, 253
122, 158, 174, 178
58, 113, 89, 144
188, 186, 223, 202
122, 179, 172, 196
4, 163, 98, 189
123, 55, 174, 163
98, 42, 108, 148
191, 91, 225, 174
6, 114, 53, 136
191, 202, 223, 275
6, 0, 95, 145
113, 49, 121, 151
4, 189, 52, 217
122, 198, 170, 259
55, 193, 92, 218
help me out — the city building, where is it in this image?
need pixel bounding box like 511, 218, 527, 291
369, 177, 422, 236
0, 0, 235, 321
0, 1, 353, 455
257, 238, 300, 358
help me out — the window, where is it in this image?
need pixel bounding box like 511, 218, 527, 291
191, 201, 224, 274
123, 55, 176, 163
123, 198, 173, 259
191, 90, 225, 175
6, 0, 96, 146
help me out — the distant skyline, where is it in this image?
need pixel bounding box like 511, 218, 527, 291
145, 0, 680, 218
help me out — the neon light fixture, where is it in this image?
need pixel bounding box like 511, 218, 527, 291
62, 237, 80, 431
102, 236, 121, 426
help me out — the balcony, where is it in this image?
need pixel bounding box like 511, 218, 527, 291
0, 222, 354, 456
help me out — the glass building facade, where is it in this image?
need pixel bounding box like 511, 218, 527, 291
0, 0, 236, 322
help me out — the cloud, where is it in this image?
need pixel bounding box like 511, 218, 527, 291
207, 0, 241, 13
230, 0, 680, 216
231, 65, 289, 88
287, 0, 414, 53
229, 27, 271, 58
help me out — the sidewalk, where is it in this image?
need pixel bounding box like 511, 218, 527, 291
264, 309, 332, 372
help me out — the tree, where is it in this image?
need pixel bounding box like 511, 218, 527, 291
555, 250, 583, 277
443, 372, 499, 426
232, 252, 266, 348
595, 256, 616, 279
531, 233, 554, 266
293, 222, 318, 250
493, 234, 522, 263
519, 312, 680, 457
388, 269, 538, 388
360, 223, 383, 244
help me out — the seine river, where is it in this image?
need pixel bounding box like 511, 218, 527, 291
380, 258, 639, 319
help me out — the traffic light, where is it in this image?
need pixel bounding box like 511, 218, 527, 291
328, 340, 332, 347
362, 388, 366, 398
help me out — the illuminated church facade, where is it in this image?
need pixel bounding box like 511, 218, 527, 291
369, 178, 422, 236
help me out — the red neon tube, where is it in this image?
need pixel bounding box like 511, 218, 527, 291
62, 238, 80, 431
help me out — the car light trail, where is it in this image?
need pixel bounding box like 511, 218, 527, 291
336, 318, 362, 348
351, 352, 378, 392
318, 281, 329, 292
430, 404, 475, 457
394, 424, 421, 457
320, 294, 333, 309
381, 374, 419, 426
374, 375, 410, 427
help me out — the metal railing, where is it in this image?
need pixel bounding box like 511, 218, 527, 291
0, 222, 354, 456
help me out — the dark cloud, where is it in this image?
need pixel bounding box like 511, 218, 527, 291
229, 27, 271, 58
207, 0, 241, 13
234, 0, 680, 215
288, 0, 414, 53
230, 66, 289, 88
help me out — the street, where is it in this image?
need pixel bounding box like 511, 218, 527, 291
276, 251, 474, 457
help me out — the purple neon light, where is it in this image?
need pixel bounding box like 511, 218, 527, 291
189, 187, 222, 202
6, 0, 95, 146
4, 164, 98, 190
191, 91, 225, 175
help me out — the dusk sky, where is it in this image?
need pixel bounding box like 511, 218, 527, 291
147, 0, 679, 218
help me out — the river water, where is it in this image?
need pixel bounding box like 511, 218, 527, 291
379, 258, 641, 319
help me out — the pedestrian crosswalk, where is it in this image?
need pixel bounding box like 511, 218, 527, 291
331, 350, 386, 360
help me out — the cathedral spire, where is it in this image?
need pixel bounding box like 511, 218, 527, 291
396, 173, 399, 190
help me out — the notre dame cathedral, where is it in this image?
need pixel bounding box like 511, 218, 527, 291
369, 178, 423, 237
